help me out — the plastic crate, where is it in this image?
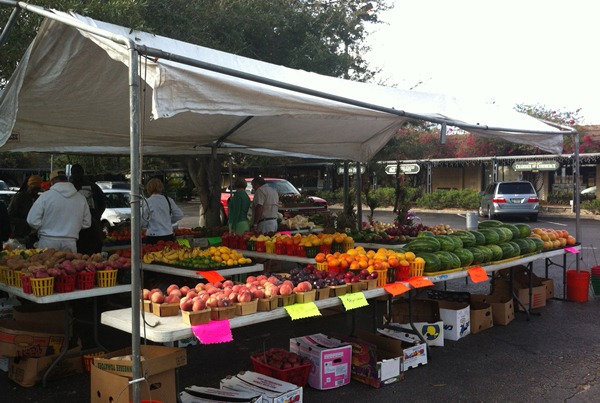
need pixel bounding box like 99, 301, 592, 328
96, 269, 117, 287
76, 271, 95, 290
31, 277, 55, 297
275, 243, 286, 255
409, 262, 425, 277
295, 245, 306, 257
285, 244, 296, 256
255, 240, 266, 253
396, 265, 410, 281
375, 269, 388, 287
343, 238, 354, 252
305, 246, 319, 258
54, 274, 76, 293
316, 262, 328, 272
265, 242, 275, 254
21, 274, 32, 294
331, 242, 344, 254
250, 349, 312, 387
319, 244, 331, 254
6, 270, 23, 288
0, 266, 8, 284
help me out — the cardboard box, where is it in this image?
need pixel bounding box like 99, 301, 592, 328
8, 344, 82, 387
13, 303, 68, 331
295, 290, 316, 304
0, 319, 66, 358
469, 301, 493, 334
257, 297, 278, 311
152, 302, 180, 317
220, 371, 302, 403
494, 278, 546, 311
437, 301, 470, 341
471, 294, 514, 325
93, 345, 187, 377
182, 309, 211, 325
390, 299, 444, 347
289, 333, 351, 390
541, 278, 555, 299
375, 328, 428, 371
180, 386, 261, 402
91, 364, 177, 403
335, 330, 409, 388
235, 300, 258, 316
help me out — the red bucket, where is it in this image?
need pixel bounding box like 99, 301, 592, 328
566, 269, 590, 302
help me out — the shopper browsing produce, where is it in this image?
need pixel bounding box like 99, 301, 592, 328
27, 169, 91, 252
7, 174, 42, 247
228, 177, 251, 235
70, 163, 106, 254
251, 176, 279, 233
142, 177, 184, 244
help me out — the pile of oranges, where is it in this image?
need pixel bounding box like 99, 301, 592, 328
531, 228, 576, 250
270, 232, 349, 247
314, 246, 424, 273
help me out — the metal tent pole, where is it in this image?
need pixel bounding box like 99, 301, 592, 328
573, 132, 581, 272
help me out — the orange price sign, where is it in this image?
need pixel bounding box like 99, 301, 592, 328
408, 276, 434, 288
468, 266, 488, 283
384, 282, 410, 296
197, 270, 225, 283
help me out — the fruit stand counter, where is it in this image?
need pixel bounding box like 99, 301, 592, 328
232, 250, 315, 265
142, 263, 265, 280
101, 288, 386, 343
101, 246, 579, 343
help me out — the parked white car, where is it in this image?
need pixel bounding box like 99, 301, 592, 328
101, 189, 131, 230
0, 180, 16, 205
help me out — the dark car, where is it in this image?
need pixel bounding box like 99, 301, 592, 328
479, 181, 540, 222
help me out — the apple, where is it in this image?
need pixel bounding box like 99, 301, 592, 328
279, 284, 293, 295
206, 296, 219, 308
238, 290, 252, 303
166, 284, 179, 294
150, 291, 165, 304
222, 280, 234, 288
179, 286, 190, 296
192, 298, 206, 312
169, 288, 183, 298
142, 288, 151, 300
180, 297, 194, 312
164, 294, 180, 304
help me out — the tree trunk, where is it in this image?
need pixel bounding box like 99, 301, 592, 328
185, 154, 223, 228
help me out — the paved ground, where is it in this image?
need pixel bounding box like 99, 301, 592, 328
2, 203, 599, 402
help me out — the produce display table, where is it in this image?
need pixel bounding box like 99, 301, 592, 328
354, 242, 407, 251
142, 263, 264, 280
101, 247, 579, 344
0, 283, 131, 386
233, 250, 315, 265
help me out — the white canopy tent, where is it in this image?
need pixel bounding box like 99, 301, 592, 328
0, 4, 580, 402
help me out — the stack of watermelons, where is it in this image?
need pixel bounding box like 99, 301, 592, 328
404, 219, 544, 273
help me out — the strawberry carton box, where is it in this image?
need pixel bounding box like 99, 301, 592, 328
289, 333, 352, 390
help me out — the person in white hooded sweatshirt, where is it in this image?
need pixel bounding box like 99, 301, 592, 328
27, 169, 92, 252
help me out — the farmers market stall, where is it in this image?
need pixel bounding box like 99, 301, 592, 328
0, 4, 581, 399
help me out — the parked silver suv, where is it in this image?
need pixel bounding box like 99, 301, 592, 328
479, 181, 539, 222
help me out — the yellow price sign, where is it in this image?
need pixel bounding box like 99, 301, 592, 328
338, 292, 369, 310
284, 302, 321, 320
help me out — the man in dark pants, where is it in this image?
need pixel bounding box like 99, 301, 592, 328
70, 164, 106, 254
393, 172, 406, 214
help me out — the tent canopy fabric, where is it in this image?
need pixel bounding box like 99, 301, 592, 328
0, 11, 570, 161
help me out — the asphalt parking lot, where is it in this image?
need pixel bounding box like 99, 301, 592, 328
1, 203, 599, 402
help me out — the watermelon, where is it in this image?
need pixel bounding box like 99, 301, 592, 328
500, 224, 521, 240
514, 223, 532, 238
469, 230, 486, 246
478, 219, 503, 229
529, 237, 545, 252
486, 244, 504, 261
508, 241, 521, 257
478, 228, 500, 245
417, 230, 436, 238
453, 248, 474, 267
450, 230, 477, 247
498, 243, 515, 259
436, 235, 456, 252
513, 238, 532, 254
434, 251, 462, 270
407, 237, 441, 253
491, 227, 508, 243
496, 227, 514, 242
419, 252, 442, 272
467, 247, 485, 265
449, 236, 463, 250
475, 245, 493, 263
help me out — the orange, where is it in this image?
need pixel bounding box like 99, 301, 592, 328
404, 251, 416, 262
315, 253, 326, 263
349, 261, 360, 270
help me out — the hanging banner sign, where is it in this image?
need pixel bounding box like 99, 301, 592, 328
512, 161, 559, 171
336, 165, 366, 175
385, 163, 420, 175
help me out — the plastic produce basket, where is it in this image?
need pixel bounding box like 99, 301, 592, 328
7, 270, 23, 288
21, 274, 32, 294
343, 238, 354, 252
265, 242, 275, 254
409, 262, 425, 277
31, 277, 55, 297
250, 349, 312, 387
331, 242, 344, 254
316, 262, 328, 272
82, 351, 105, 373
275, 243, 286, 255
319, 244, 331, 254
255, 240, 266, 253
0, 266, 8, 284
76, 271, 95, 290
305, 246, 319, 258
396, 265, 410, 281
96, 269, 118, 288
54, 274, 76, 293
375, 269, 388, 287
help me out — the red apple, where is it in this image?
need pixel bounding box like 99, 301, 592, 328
166, 284, 179, 294
164, 294, 180, 304
179, 285, 190, 296
150, 291, 165, 304
192, 298, 206, 311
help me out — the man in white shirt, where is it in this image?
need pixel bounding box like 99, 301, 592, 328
27, 169, 92, 252
251, 177, 279, 233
